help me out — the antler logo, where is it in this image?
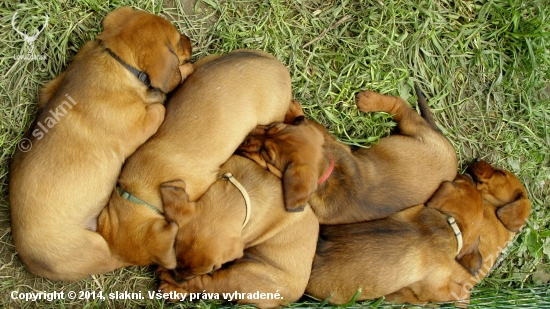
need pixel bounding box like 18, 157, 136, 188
12, 10, 49, 60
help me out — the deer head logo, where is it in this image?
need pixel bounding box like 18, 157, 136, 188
11, 10, 49, 55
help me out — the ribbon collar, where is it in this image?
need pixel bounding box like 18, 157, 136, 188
446, 216, 463, 255
222, 173, 251, 229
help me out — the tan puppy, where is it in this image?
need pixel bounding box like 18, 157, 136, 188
239, 88, 457, 224
152, 155, 319, 308
9, 7, 193, 281
305, 174, 484, 304
385, 160, 531, 303
97, 49, 293, 269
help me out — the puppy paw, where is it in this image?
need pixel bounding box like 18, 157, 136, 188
159, 281, 189, 302
356, 90, 392, 113
156, 266, 176, 283
179, 63, 195, 81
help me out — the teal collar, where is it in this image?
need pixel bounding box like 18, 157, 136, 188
116, 186, 163, 215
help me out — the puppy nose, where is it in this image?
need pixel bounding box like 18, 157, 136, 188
473, 158, 479, 162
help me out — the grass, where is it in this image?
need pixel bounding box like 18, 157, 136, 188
1, 0, 549, 307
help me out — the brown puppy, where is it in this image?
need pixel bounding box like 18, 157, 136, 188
239, 88, 457, 224
305, 174, 484, 304
9, 7, 193, 281
385, 161, 531, 303
154, 155, 319, 308
97, 50, 293, 269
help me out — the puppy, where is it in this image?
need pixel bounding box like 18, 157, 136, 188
97, 49, 294, 269
9, 7, 193, 281
239, 88, 457, 224
305, 174, 484, 304
154, 155, 319, 308
385, 160, 531, 303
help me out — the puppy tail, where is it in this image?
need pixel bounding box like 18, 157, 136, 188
414, 84, 441, 133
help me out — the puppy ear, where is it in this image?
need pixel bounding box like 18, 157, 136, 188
456, 236, 482, 276
293, 115, 306, 125
150, 219, 178, 269
282, 163, 317, 212
496, 195, 531, 232
142, 45, 181, 93
283, 100, 305, 124
425, 181, 455, 209
160, 180, 195, 223
177, 35, 194, 79
179, 34, 192, 58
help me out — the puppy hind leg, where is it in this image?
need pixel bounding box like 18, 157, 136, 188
41, 231, 129, 281
77, 233, 130, 278
356, 90, 430, 137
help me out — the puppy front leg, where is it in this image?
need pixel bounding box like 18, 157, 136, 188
140, 102, 166, 142
356, 90, 428, 137
125, 102, 165, 154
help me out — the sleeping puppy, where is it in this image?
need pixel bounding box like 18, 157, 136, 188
155, 155, 319, 308
9, 7, 193, 281
385, 160, 531, 303
305, 174, 484, 304
239, 88, 457, 224
97, 49, 294, 269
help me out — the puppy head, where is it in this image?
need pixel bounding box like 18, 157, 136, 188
238, 116, 329, 212
466, 160, 531, 232
426, 174, 484, 275
97, 190, 178, 268
160, 180, 244, 283
97, 7, 193, 93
